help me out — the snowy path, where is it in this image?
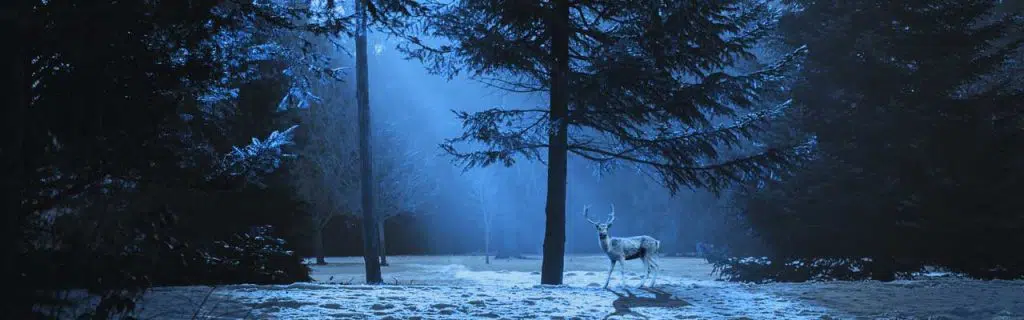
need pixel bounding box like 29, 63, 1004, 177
119, 255, 1023, 319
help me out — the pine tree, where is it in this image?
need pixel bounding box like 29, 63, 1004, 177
0, 0, 408, 315
742, 0, 1024, 279
403, 0, 806, 284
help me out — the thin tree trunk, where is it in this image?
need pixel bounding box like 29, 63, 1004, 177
355, 0, 382, 284
540, 0, 570, 286
313, 226, 327, 265
378, 220, 389, 266
565, 206, 571, 260
484, 217, 491, 264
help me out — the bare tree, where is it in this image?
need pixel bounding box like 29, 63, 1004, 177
493, 163, 543, 260
480, 195, 495, 264
292, 87, 360, 265
371, 124, 437, 266
293, 103, 437, 266
469, 168, 500, 264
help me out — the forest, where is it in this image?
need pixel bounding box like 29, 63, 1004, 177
1, 0, 1021, 318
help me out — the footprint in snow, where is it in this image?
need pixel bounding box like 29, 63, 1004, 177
329, 312, 366, 318
370, 303, 394, 310
473, 312, 501, 318
468, 300, 486, 306
431, 303, 458, 309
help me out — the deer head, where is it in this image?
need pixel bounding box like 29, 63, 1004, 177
584, 204, 616, 239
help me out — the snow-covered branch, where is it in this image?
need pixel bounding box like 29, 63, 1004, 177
216, 125, 300, 187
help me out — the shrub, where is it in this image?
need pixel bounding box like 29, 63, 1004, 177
709, 256, 922, 283
199, 225, 312, 285
939, 261, 1024, 280
152, 225, 311, 286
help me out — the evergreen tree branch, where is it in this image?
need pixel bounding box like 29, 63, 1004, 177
566, 141, 797, 193
440, 108, 550, 169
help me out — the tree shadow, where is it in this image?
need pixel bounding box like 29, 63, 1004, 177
603, 287, 690, 319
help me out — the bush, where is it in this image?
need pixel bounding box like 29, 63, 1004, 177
939, 261, 1024, 280
709, 256, 922, 283
199, 225, 312, 285
153, 225, 311, 286
28, 208, 311, 319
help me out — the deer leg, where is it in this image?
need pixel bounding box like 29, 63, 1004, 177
618, 258, 627, 287
634, 256, 651, 289
604, 260, 616, 289
649, 255, 660, 287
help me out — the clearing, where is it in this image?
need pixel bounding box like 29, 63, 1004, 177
67, 255, 1023, 319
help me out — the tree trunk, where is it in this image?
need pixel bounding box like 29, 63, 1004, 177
540, 0, 570, 286
565, 207, 571, 259
484, 220, 491, 264
313, 226, 327, 265
355, 0, 382, 284
378, 220, 389, 266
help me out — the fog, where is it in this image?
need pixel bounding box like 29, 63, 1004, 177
310, 32, 746, 258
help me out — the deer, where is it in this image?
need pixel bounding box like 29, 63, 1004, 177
584, 204, 661, 289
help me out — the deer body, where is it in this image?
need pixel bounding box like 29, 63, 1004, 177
586, 205, 661, 288
601, 235, 658, 261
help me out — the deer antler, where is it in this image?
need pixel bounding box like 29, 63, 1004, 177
606, 203, 616, 224
583, 205, 600, 225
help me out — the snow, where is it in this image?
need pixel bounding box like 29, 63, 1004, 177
76, 255, 1024, 319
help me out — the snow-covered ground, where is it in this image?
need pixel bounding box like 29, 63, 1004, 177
77, 255, 1024, 319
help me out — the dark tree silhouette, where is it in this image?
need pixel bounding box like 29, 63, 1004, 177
730, 0, 1024, 281
0, 0, 363, 316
